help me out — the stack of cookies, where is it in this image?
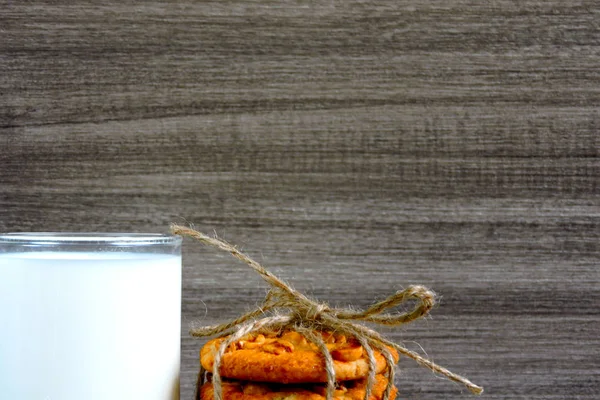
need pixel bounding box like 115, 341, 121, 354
198, 330, 399, 400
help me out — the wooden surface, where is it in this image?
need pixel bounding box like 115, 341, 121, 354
2, 1, 599, 398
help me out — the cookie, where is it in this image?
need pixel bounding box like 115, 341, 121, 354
200, 331, 398, 383
200, 374, 398, 400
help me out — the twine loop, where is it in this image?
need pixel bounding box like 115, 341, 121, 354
171, 224, 483, 400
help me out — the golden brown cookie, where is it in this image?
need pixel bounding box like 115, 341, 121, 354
200, 331, 399, 383
200, 374, 397, 400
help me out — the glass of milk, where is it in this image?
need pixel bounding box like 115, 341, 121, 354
0, 233, 182, 400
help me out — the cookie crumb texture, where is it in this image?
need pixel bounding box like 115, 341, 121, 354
200, 331, 399, 383
200, 374, 397, 400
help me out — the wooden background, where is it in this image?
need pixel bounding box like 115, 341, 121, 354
1, 1, 599, 398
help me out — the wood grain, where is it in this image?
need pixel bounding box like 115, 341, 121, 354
1, 1, 599, 398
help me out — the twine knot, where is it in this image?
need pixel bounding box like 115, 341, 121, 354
170, 224, 483, 400
305, 303, 329, 321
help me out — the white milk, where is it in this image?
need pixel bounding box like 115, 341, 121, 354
0, 251, 181, 400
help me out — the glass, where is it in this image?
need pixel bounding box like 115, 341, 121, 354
0, 233, 182, 400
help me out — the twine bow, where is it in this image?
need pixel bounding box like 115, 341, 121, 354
171, 225, 483, 400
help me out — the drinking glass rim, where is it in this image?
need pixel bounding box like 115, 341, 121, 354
0, 232, 181, 246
